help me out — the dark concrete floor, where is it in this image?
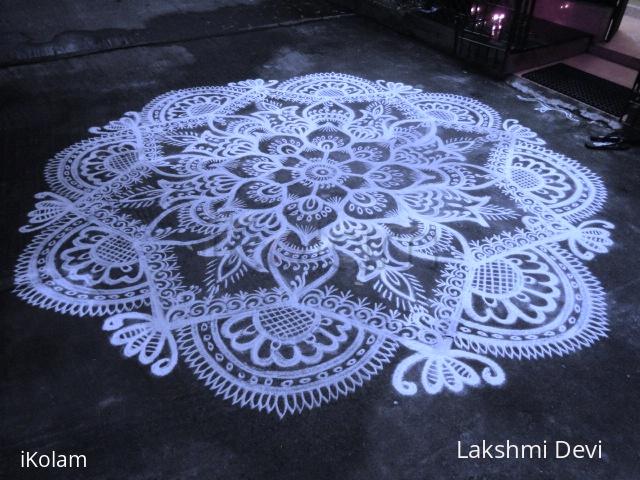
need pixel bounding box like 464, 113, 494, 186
1, 1, 639, 479
0, 0, 348, 66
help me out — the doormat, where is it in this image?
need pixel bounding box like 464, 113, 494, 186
523, 62, 633, 117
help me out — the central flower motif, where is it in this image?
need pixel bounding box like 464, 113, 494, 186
144, 97, 509, 307
153, 100, 497, 256
301, 161, 347, 185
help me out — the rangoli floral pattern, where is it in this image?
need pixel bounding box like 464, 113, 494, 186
15, 73, 613, 416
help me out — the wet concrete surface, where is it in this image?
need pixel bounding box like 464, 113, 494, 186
0, 0, 349, 66
1, 3, 640, 479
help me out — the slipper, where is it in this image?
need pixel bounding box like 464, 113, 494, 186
585, 138, 630, 150
589, 134, 623, 143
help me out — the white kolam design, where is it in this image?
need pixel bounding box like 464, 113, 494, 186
15, 73, 613, 416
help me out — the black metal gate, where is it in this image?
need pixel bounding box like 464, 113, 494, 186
453, 1, 537, 73
605, 0, 629, 41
